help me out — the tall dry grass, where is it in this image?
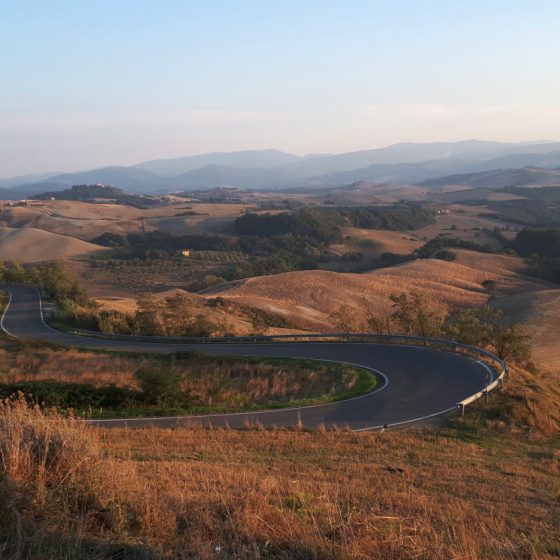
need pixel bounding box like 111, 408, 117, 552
0, 345, 358, 409
0, 393, 558, 559
0, 395, 119, 558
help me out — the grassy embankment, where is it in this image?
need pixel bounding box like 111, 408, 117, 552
0, 338, 377, 419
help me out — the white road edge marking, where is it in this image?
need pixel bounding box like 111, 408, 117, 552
0, 290, 16, 338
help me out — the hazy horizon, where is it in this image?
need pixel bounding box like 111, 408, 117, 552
2, 0, 559, 177
3, 138, 560, 181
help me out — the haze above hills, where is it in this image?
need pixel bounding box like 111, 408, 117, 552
2, 139, 560, 198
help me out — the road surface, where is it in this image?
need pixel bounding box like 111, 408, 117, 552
0, 285, 495, 430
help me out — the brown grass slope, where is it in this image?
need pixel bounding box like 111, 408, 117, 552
0, 200, 252, 238
329, 227, 422, 259
0, 394, 558, 559
0, 226, 104, 263
207, 250, 551, 330
494, 289, 560, 375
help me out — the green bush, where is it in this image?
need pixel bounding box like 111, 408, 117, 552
0, 381, 133, 409
432, 249, 457, 261
134, 364, 185, 406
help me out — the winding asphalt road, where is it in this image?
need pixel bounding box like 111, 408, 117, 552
0, 285, 496, 430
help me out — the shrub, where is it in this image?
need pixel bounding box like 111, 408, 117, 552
0, 380, 133, 409
432, 249, 456, 261
134, 363, 184, 406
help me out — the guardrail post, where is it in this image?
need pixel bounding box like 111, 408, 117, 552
460, 403, 465, 418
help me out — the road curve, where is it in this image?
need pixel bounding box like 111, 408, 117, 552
0, 285, 495, 430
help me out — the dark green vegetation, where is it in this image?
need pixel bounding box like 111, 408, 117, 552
31, 184, 165, 208
92, 230, 231, 259
483, 186, 560, 227
0, 352, 376, 418
509, 227, 560, 284
0, 261, 88, 305
233, 205, 435, 238
413, 236, 494, 258
90, 205, 435, 285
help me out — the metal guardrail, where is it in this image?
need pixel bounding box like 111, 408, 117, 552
67, 327, 507, 415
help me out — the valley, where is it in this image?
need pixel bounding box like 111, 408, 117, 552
1, 141, 559, 559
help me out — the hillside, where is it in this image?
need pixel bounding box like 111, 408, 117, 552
411, 204, 519, 246
135, 149, 299, 176
301, 181, 431, 204
0, 199, 251, 239
311, 151, 560, 188
0, 227, 104, 262
329, 228, 422, 259
31, 184, 164, 208
427, 188, 524, 204
420, 166, 560, 189
494, 289, 560, 374
204, 250, 550, 330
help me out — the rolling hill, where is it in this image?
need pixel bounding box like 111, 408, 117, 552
493, 289, 560, 375
203, 250, 551, 331
0, 227, 104, 262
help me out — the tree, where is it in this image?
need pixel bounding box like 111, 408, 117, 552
163, 293, 194, 336
390, 291, 445, 338
361, 298, 392, 334
188, 313, 222, 337
366, 314, 393, 335
134, 294, 165, 335
37, 262, 89, 305
0, 260, 27, 283
329, 304, 361, 333
432, 249, 456, 261
444, 307, 490, 346
490, 323, 531, 361
444, 305, 531, 362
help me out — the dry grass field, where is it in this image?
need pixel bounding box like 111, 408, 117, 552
0, 341, 365, 413
494, 289, 560, 375
0, 200, 151, 238
0, 200, 255, 239
412, 204, 519, 245
0, 226, 104, 262
149, 202, 252, 235
0, 375, 558, 560
205, 250, 551, 331
329, 227, 422, 259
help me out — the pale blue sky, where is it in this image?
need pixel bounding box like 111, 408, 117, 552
1, 0, 559, 176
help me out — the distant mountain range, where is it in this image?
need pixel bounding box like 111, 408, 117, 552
419, 166, 560, 190
2, 140, 560, 198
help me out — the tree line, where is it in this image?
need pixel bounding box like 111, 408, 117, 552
329, 290, 531, 363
